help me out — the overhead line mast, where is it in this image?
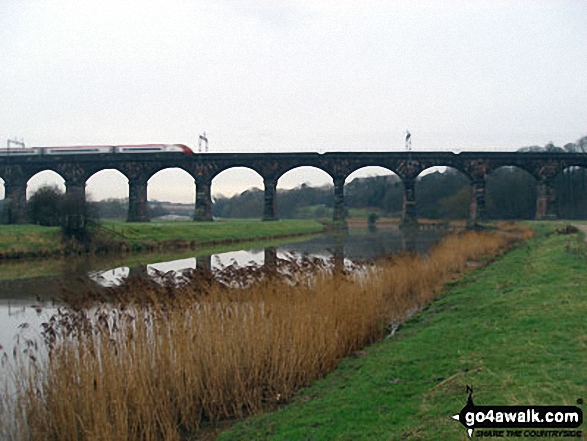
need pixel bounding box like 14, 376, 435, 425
7, 137, 25, 150
198, 132, 209, 153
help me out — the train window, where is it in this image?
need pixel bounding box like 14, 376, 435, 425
46, 149, 101, 154
0, 150, 34, 155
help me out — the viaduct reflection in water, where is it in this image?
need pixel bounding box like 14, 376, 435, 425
0, 226, 443, 300
0, 226, 444, 355
92, 226, 442, 288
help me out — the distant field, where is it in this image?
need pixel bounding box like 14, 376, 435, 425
102, 219, 324, 245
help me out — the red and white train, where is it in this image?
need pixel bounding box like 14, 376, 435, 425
0, 144, 194, 156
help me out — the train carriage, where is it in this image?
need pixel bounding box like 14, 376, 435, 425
0, 144, 193, 156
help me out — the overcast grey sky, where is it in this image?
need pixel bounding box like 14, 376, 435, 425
1, 0, 586, 202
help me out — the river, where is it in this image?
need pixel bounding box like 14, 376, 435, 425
0, 226, 442, 358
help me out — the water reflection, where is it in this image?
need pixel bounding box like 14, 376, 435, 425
0, 227, 443, 295
88, 266, 130, 287
0, 226, 444, 354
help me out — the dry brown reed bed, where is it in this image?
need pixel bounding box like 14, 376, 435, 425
0, 224, 533, 440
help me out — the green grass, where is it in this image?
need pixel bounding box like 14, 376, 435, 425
218, 224, 587, 440
102, 219, 323, 245
0, 224, 61, 252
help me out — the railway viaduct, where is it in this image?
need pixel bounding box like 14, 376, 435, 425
1, 150, 585, 225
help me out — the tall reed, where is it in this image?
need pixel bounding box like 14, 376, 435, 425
0, 226, 531, 440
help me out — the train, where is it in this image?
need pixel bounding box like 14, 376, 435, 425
0, 144, 194, 156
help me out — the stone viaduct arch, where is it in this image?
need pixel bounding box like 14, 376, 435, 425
26, 170, 66, 199
276, 166, 333, 220
415, 166, 473, 221
148, 167, 196, 220
485, 166, 537, 220
553, 166, 587, 219
0, 151, 583, 225
86, 169, 129, 220
344, 166, 401, 219
212, 167, 264, 219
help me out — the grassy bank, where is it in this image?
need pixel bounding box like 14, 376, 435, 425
0, 219, 324, 259
0, 224, 529, 440
0, 224, 61, 256
102, 219, 323, 246
219, 223, 586, 440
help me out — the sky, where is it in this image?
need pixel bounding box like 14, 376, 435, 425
1, 0, 586, 202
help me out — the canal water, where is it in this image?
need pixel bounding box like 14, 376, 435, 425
0, 226, 442, 359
